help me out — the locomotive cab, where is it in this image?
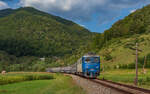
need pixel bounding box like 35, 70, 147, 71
82, 55, 100, 78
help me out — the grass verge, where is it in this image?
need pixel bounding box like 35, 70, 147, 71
98, 69, 150, 89
0, 73, 85, 94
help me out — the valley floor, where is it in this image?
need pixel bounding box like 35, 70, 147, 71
0, 73, 85, 94
98, 69, 150, 89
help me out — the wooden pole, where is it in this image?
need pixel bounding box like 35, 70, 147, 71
135, 43, 138, 86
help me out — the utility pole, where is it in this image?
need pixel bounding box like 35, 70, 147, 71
135, 43, 138, 86
127, 42, 142, 86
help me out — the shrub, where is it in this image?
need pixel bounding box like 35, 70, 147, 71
138, 78, 146, 85
146, 77, 150, 82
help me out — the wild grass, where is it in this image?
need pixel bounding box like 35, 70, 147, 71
0, 72, 53, 85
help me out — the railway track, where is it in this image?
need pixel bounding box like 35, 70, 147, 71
97, 79, 150, 93
76, 74, 150, 94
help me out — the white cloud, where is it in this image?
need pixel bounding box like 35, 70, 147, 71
19, 0, 150, 23
20, 0, 106, 11
80, 24, 85, 27
0, 1, 9, 10
130, 9, 136, 13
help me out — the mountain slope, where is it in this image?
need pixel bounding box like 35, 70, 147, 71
93, 4, 150, 69
0, 7, 94, 57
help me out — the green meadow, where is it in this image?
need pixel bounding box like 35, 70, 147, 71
0, 73, 85, 94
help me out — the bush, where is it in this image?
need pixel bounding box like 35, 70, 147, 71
146, 77, 150, 82
138, 78, 146, 85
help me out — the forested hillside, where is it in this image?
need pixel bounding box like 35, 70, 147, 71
93, 5, 150, 49
0, 7, 93, 57
0, 7, 94, 71
93, 4, 150, 70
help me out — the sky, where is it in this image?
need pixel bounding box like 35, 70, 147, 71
0, 0, 150, 33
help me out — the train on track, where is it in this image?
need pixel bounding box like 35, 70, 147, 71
46, 52, 100, 78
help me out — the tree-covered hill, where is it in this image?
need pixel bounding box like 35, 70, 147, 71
93, 4, 150, 70
93, 4, 150, 49
0, 7, 94, 57
0, 7, 95, 71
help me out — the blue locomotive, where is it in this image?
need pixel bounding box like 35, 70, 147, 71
76, 53, 100, 78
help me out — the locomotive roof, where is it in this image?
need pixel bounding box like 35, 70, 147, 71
83, 52, 99, 57
83, 55, 99, 57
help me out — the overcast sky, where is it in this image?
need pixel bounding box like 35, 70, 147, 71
0, 0, 150, 32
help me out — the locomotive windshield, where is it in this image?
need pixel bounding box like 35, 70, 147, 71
84, 57, 99, 63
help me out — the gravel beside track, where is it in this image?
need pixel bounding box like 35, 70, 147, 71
70, 74, 150, 94
71, 75, 127, 94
